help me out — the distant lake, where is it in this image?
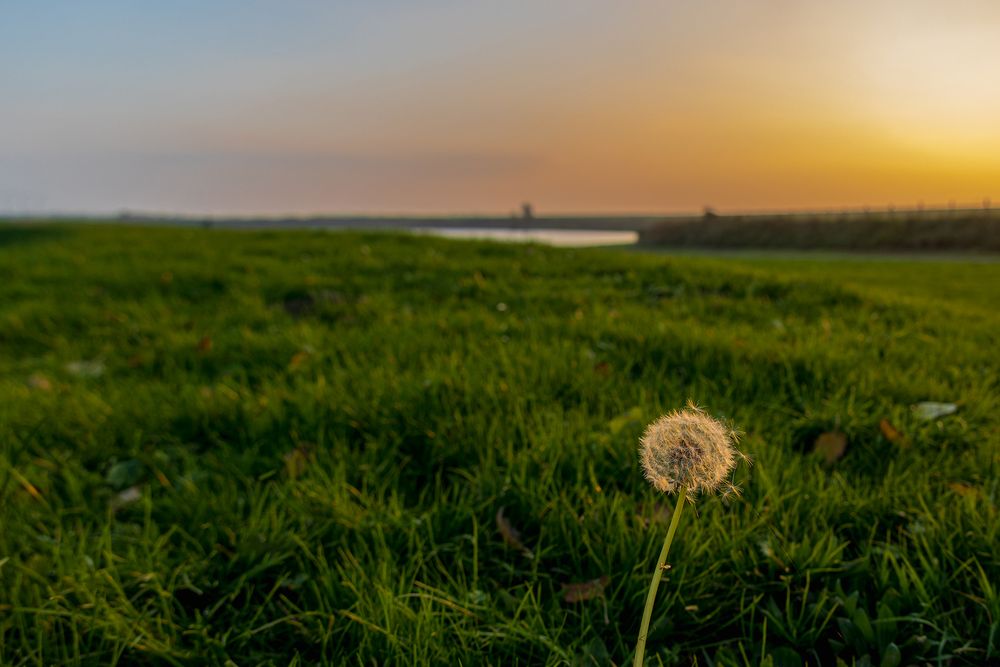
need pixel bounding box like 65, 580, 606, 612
414, 227, 638, 247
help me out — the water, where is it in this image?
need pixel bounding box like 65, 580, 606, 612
415, 227, 638, 247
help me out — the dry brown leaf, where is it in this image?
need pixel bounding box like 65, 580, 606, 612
496, 507, 533, 558
879, 419, 908, 447
814, 432, 847, 464
153, 467, 173, 489
562, 576, 610, 603
27, 373, 52, 391
288, 351, 309, 370
948, 482, 984, 500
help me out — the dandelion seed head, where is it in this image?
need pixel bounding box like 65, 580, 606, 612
639, 405, 745, 498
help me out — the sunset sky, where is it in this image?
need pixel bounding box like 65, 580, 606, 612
3, 1, 1000, 215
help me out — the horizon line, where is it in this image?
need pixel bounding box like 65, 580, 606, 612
2, 200, 996, 222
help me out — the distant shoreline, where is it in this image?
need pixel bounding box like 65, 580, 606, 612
4, 207, 999, 252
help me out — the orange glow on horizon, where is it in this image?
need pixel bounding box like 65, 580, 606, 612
3, 1, 999, 215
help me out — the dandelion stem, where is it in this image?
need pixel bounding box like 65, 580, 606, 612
633, 485, 687, 667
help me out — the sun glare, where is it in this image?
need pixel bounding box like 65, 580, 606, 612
860, 20, 1000, 155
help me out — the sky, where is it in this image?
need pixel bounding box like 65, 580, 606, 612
3, 1, 1000, 216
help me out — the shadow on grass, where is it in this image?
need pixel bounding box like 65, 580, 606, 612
0, 223, 71, 247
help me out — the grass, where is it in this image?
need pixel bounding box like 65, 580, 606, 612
1, 223, 998, 665
647, 250, 1000, 312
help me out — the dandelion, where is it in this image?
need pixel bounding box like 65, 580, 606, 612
639, 406, 743, 498
633, 405, 746, 666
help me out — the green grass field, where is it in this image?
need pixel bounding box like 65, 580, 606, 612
1, 224, 998, 666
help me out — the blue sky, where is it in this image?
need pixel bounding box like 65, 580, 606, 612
3, 1, 999, 215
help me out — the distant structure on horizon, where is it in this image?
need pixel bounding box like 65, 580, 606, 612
521, 202, 534, 220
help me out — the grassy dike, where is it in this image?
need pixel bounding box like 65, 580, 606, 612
1, 224, 998, 665
640, 210, 1000, 252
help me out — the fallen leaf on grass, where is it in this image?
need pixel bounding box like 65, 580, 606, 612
561, 576, 610, 603
112, 486, 142, 510
288, 351, 310, 370
813, 432, 847, 464
948, 483, 984, 500
27, 373, 52, 391
66, 360, 104, 378
152, 467, 173, 488
879, 419, 908, 447
912, 402, 957, 420
496, 507, 533, 558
